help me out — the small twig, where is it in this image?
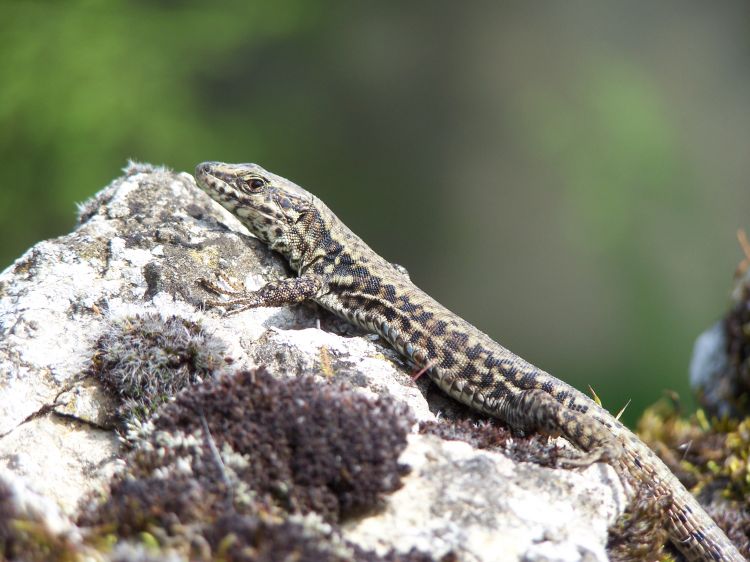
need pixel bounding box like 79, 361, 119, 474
679, 439, 693, 462
615, 399, 631, 422
412, 360, 437, 381
736, 228, 750, 277
588, 385, 602, 407
200, 413, 233, 503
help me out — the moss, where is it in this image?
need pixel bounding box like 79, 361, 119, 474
636, 398, 750, 557
419, 413, 570, 467
79, 368, 435, 561
152, 368, 412, 523
0, 478, 79, 562
106, 542, 185, 562
91, 313, 228, 427
201, 514, 445, 562
606, 484, 674, 562
722, 284, 750, 416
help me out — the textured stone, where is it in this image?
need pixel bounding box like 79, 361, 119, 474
0, 164, 624, 561
344, 434, 622, 562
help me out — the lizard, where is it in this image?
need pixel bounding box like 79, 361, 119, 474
193, 160, 744, 562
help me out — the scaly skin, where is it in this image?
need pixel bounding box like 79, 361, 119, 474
194, 161, 744, 562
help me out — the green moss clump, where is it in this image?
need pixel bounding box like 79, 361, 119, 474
0, 476, 81, 562
606, 484, 674, 562
636, 399, 750, 557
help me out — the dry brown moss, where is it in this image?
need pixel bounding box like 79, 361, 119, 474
78, 368, 434, 561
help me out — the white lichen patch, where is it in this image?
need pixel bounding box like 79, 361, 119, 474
344, 433, 623, 562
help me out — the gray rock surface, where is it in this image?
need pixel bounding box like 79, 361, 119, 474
345, 434, 621, 562
0, 163, 625, 561
689, 320, 731, 416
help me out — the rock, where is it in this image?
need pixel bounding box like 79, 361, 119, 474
689, 320, 733, 417
690, 265, 750, 418
344, 434, 622, 562
0, 163, 625, 561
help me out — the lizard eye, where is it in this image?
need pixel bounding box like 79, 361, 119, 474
242, 177, 267, 193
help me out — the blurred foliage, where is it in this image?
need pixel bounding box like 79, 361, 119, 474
526, 63, 686, 248
0, 1, 318, 264
2, 2, 750, 425
518, 61, 705, 416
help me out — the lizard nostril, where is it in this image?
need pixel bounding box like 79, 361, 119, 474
196, 162, 216, 175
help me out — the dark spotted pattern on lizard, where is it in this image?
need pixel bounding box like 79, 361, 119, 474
194, 161, 744, 562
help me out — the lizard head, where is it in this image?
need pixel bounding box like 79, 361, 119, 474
195, 161, 315, 251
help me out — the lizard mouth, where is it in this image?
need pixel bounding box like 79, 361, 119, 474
195, 162, 222, 190
194, 162, 280, 239
194, 162, 237, 206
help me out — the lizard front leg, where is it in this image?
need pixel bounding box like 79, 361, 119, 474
201, 274, 325, 313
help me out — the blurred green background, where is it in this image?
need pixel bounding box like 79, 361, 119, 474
2, 2, 749, 426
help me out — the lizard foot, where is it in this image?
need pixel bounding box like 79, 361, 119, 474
555, 441, 621, 469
